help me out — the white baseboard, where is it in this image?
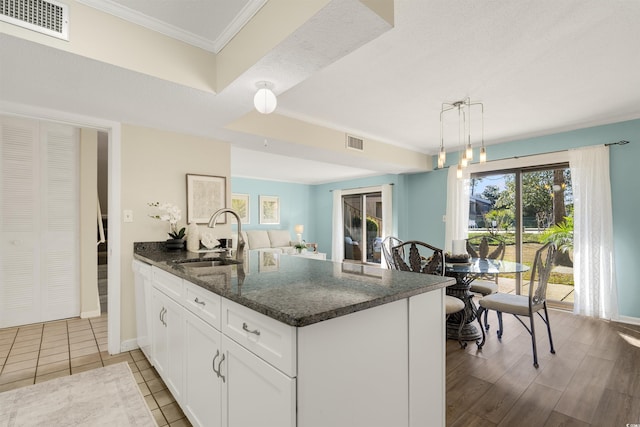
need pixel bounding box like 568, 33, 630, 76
80, 309, 101, 319
616, 315, 640, 327
120, 338, 139, 353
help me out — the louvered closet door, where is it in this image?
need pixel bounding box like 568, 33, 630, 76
0, 117, 80, 328
40, 122, 80, 322
0, 117, 41, 327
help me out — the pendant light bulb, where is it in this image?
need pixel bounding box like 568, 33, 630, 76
456, 163, 463, 179
466, 142, 473, 161
480, 146, 487, 163
461, 155, 468, 168
438, 146, 446, 168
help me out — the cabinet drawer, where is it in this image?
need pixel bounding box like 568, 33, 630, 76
184, 281, 221, 330
222, 298, 296, 377
152, 266, 183, 300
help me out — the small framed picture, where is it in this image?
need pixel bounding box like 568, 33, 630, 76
186, 174, 226, 224
259, 195, 280, 224
231, 193, 250, 224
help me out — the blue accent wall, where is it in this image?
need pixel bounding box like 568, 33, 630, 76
231, 178, 313, 239
233, 119, 640, 319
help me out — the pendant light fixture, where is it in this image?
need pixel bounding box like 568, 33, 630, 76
254, 81, 277, 114
438, 97, 486, 171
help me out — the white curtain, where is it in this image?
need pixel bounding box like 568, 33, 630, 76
331, 189, 344, 262
569, 145, 618, 320
444, 166, 470, 252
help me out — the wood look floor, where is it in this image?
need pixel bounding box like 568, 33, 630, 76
446, 308, 640, 427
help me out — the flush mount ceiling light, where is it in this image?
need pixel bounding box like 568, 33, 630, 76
438, 97, 486, 171
254, 81, 277, 114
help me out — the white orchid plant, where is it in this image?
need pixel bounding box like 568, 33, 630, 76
148, 202, 186, 240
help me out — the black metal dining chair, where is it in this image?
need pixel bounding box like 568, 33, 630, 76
389, 240, 467, 348
466, 235, 506, 329
476, 242, 557, 368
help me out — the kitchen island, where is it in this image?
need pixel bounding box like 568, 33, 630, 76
133, 242, 454, 427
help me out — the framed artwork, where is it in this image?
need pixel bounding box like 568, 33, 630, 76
186, 174, 226, 224
259, 251, 279, 272
259, 195, 280, 224
231, 193, 250, 224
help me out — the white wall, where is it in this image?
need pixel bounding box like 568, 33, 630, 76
119, 124, 231, 342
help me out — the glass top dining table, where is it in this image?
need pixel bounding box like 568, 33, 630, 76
446, 258, 530, 278
444, 258, 530, 345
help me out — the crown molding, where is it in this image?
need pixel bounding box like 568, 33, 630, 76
77, 0, 266, 53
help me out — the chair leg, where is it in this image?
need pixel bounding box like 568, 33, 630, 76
476, 306, 486, 349
483, 306, 490, 331
496, 311, 504, 339
529, 314, 539, 369
543, 302, 556, 354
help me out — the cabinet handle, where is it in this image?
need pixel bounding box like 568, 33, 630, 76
242, 322, 260, 336
161, 307, 167, 327
194, 297, 206, 306
217, 353, 226, 383
212, 350, 220, 378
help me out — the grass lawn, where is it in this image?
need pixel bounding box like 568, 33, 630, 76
469, 232, 575, 286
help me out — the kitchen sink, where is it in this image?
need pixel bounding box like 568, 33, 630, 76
173, 257, 241, 268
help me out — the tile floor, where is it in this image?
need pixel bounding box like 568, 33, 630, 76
0, 313, 190, 427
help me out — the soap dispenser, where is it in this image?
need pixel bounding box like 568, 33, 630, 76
186, 222, 200, 252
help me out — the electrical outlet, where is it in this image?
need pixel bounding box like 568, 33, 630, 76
123, 210, 134, 223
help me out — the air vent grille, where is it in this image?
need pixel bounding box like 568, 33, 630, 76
346, 134, 364, 151
1, 0, 69, 40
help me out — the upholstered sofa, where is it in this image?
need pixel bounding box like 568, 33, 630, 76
240, 229, 297, 253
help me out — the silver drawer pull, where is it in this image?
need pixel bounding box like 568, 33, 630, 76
194, 297, 206, 306
242, 322, 261, 336
217, 353, 226, 383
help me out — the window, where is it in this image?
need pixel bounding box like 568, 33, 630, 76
469, 163, 574, 309
343, 192, 383, 264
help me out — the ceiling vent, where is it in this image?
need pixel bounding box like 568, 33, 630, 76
346, 134, 364, 151
1, 0, 69, 40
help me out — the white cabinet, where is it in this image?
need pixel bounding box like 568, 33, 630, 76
222, 335, 295, 427
183, 310, 223, 427
151, 286, 184, 402
136, 263, 445, 427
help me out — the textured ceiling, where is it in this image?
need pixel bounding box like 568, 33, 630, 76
1, 0, 639, 184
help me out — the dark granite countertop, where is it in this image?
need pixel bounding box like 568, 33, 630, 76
134, 242, 455, 327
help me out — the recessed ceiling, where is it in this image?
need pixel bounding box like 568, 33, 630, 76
2, 0, 639, 184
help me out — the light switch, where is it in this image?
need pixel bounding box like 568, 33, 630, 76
442, 215, 447, 223
123, 210, 134, 223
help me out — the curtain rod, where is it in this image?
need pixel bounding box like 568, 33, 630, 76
466, 139, 630, 165
605, 140, 629, 146
329, 183, 394, 192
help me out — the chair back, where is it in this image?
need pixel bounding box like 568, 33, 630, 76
382, 236, 403, 269
528, 242, 557, 306
390, 241, 444, 276
466, 235, 505, 260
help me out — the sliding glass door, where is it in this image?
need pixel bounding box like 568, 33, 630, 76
470, 164, 574, 309
343, 192, 383, 264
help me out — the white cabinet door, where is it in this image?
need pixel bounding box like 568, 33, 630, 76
183, 311, 223, 427
221, 335, 295, 427
151, 288, 184, 402
133, 260, 153, 361
151, 289, 169, 377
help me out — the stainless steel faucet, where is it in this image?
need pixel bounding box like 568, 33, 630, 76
207, 208, 245, 263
